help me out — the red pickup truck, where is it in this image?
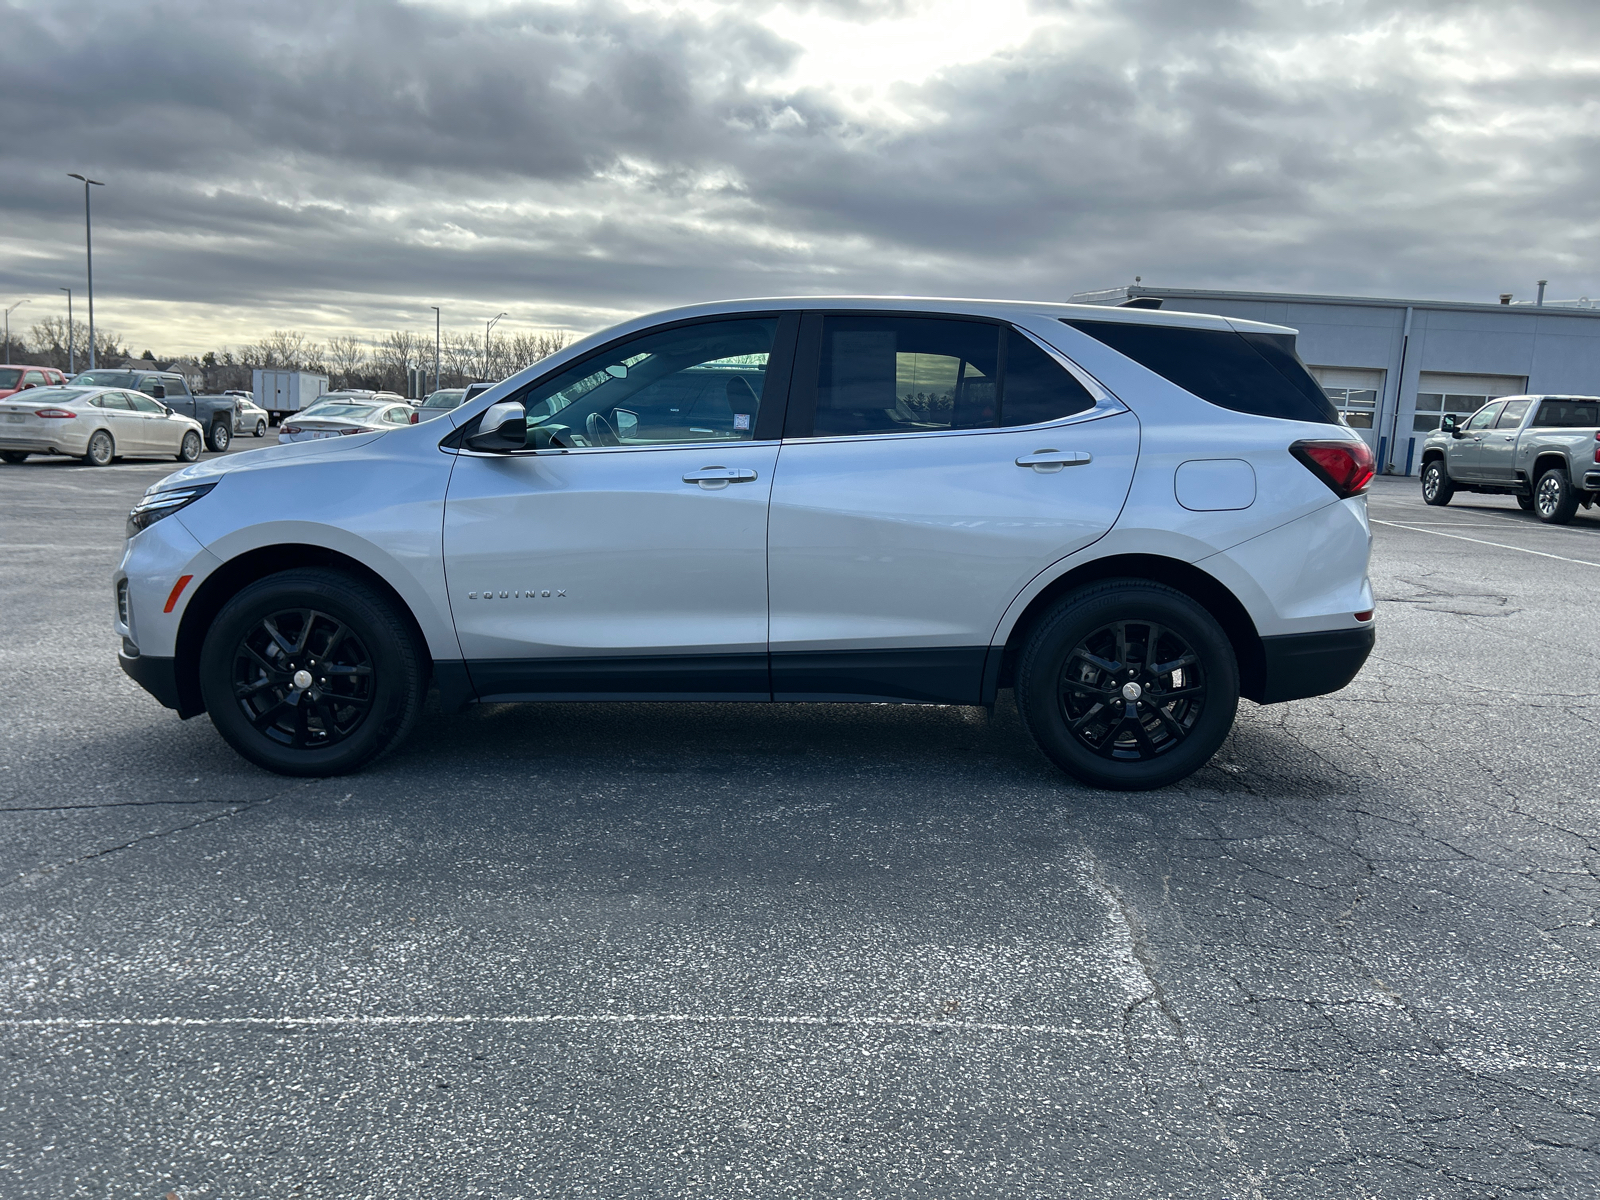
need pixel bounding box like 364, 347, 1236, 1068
0, 365, 69, 400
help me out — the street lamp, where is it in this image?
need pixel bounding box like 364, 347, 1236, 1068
4, 299, 27, 365
59, 287, 73, 374
431, 306, 441, 393
67, 174, 104, 369
485, 312, 507, 379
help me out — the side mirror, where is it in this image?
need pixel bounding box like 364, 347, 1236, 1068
150, 384, 166, 400
162, 405, 174, 416
614, 408, 639, 437
465, 401, 526, 451
1440, 414, 1458, 436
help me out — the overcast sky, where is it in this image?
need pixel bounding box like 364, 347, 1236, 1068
3, 0, 1599, 354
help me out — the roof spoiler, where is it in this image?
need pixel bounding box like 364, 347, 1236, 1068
1119, 296, 1164, 310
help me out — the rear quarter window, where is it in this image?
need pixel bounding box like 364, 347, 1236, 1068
1062, 319, 1340, 424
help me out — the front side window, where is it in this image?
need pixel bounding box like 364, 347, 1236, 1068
92, 391, 132, 410
509, 317, 778, 449
803, 317, 1095, 438
127, 391, 164, 414
1494, 398, 1531, 428
1465, 401, 1503, 432
1532, 399, 1600, 427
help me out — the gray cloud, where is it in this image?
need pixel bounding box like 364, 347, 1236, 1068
3, 0, 1599, 351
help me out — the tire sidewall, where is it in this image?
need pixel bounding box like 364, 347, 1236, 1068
1422, 461, 1451, 505
179, 430, 202, 462
1017, 582, 1240, 791
1535, 468, 1576, 523
209, 422, 231, 452
200, 571, 416, 776
255, 420, 266, 437
85, 430, 113, 466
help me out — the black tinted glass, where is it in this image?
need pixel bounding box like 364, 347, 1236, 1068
1063, 320, 1340, 424
1533, 399, 1600, 427
814, 316, 998, 437
1001, 330, 1095, 427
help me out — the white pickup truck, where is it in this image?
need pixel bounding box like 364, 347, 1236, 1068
1419, 394, 1600, 523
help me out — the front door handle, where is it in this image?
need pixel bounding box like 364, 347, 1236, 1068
683, 466, 758, 489
1015, 449, 1092, 473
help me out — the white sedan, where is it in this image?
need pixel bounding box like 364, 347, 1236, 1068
277, 401, 418, 443
0, 386, 205, 466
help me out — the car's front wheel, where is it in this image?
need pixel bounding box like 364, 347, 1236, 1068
254, 419, 267, 438
1534, 466, 1580, 524
177, 430, 202, 462
1421, 459, 1454, 506
1015, 580, 1239, 791
83, 430, 114, 467
199, 568, 425, 777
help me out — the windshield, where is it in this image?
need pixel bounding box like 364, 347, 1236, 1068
422, 390, 465, 409
73, 371, 138, 388
300, 403, 383, 421
0, 369, 22, 388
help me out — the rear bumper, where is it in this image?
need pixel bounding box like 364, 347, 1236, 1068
1255, 625, 1375, 704
118, 649, 183, 712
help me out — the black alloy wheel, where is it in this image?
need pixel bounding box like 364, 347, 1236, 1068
208, 421, 231, 452
1534, 467, 1579, 524
1016, 580, 1239, 790
199, 568, 424, 776
1421, 460, 1453, 506
84, 429, 114, 467
177, 429, 202, 462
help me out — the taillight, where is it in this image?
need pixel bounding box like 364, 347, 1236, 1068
340, 426, 374, 435
410, 411, 419, 424
1291, 439, 1375, 499
283, 425, 301, 434
34, 408, 76, 419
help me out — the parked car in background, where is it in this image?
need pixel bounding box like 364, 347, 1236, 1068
230, 395, 270, 438
417, 388, 466, 420
117, 296, 1375, 788
71, 369, 240, 451
1, 385, 204, 465
276, 399, 419, 442
1420, 394, 1600, 523
0, 365, 69, 399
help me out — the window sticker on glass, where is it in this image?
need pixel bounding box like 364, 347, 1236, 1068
733, 413, 750, 430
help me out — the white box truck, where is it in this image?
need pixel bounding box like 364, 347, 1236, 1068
252, 369, 330, 425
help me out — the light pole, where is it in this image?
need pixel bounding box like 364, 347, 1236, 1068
431, 306, 441, 392
59, 287, 73, 374
485, 312, 506, 379
68, 174, 105, 369
4, 299, 27, 365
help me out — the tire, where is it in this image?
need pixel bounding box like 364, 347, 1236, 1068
1015, 580, 1240, 791
208, 421, 231, 452
177, 429, 203, 462
254, 420, 267, 438
1421, 459, 1454, 506
1516, 492, 1535, 512
1533, 466, 1580, 525
0, 451, 29, 464
199, 568, 425, 777
83, 429, 114, 467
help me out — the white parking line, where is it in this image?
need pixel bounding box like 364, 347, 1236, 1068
1372, 519, 1600, 568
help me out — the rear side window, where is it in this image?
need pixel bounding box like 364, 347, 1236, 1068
1062, 319, 1340, 424
1533, 399, 1600, 427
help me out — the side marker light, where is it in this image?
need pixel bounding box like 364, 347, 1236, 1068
164, 575, 194, 614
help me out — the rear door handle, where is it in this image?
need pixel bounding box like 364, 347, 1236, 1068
683, 466, 758, 489
1015, 449, 1092, 473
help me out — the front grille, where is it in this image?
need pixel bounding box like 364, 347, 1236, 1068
116, 579, 129, 626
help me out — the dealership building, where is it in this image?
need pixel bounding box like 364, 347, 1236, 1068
1071, 285, 1600, 476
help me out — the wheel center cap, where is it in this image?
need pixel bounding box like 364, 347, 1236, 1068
292, 669, 313, 690
1121, 682, 1143, 701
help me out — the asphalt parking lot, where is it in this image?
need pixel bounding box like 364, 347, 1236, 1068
1, 457, 1596, 1199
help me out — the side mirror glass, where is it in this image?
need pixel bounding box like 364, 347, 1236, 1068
614, 409, 639, 437
1440, 414, 1458, 436
465, 401, 527, 451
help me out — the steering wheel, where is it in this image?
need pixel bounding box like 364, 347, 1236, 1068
585, 412, 620, 447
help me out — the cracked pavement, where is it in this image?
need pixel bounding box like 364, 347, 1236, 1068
1, 459, 1596, 1198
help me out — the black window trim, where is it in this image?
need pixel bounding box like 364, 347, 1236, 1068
781, 309, 1127, 442
445, 311, 801, 456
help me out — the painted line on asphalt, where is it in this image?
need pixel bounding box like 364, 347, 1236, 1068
1372, 519, 1600, 568
1, 1012, 1128, 1040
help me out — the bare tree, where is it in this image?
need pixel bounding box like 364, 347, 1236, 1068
508, 330, 572, 373
373, 330, 423, 393
325, 335, 366, 389
443, 330, 480, 387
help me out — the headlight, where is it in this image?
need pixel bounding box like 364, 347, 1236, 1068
127, 481, 218, 538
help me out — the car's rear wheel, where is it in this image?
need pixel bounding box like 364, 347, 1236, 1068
1534, 466, 1580, 524
1015, 580, 1239, 791
83, 430, 114, 467
177, 429, 202, 462
1421, 460, 1453, 506
1, 451, 29, 464
254, 419, 267, 437
199, 569, 424, 777
208, 421, 231, 452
